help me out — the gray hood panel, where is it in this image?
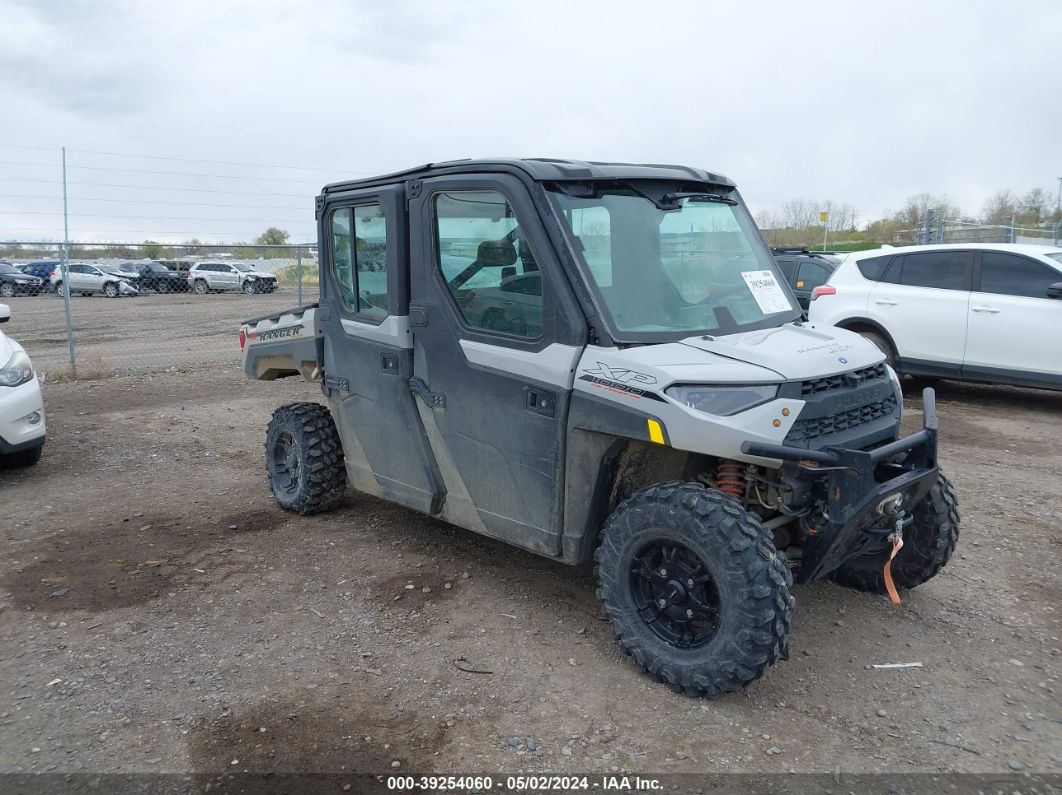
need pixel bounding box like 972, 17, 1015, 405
679, 323, 883, 381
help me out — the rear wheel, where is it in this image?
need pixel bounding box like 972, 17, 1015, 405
830, 472, 958, 593
54, 281, 65, 296
595, 481, 793, 697
265, 402, 346, 515
858, 329, 896, 370
193, 279, 210, 295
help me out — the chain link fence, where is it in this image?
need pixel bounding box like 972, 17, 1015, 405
0, 241, 319, 380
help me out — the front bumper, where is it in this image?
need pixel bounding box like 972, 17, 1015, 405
3, 281, 44, 295
742, 387, 940, 583
0, 376, 47, 453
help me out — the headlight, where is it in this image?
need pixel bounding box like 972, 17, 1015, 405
665, 384, 778, 416
0, 350, 34, 387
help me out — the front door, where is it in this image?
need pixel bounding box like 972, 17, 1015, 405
964, 250, 1062, 387
409, 174, 583, 555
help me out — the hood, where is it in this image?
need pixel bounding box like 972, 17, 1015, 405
679, 322, 884, 380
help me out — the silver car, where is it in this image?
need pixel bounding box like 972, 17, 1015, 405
49, 262, 140, 297
187, 261, 279, 295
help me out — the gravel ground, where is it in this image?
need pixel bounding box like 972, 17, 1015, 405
0, 323, 1059, 781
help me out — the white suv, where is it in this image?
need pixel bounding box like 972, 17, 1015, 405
187, 261, 279, 294
0, 304, 46, 466
808, 243, 1062, 390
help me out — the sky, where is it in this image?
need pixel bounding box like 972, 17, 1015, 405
0, 0, 1059, 244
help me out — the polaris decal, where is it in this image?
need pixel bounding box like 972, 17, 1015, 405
246, 325, 303, 343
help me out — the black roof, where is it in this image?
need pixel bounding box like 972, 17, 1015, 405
322, 158, 735, 195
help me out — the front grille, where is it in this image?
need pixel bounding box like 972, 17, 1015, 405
786, 395, 898, 444
800, 362, 887, 396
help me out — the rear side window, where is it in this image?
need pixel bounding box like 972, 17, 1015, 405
979, 252, 1060, 299
895, 251, 971, 290
330, 203, 389, 320
795, 259, 833, 290
855, 255, 892, 281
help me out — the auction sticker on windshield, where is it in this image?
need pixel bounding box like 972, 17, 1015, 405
741, 270, 791, 314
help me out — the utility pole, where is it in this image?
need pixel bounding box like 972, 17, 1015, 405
60, 147, 76, 376
1055, 177, 1061, 246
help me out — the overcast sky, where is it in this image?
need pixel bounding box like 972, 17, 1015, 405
1, 0, 1059, 244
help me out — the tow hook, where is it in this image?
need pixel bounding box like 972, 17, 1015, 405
883, 507, 907, 605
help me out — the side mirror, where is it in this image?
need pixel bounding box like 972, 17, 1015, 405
1048, 282, 1062, 300
0, 304, 10, 323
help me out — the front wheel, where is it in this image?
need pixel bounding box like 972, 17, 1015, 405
103, 282, 120, 298
595, 482, 793, 697
265, 402, 347, 515
243, 280, 258, 295
830, 472, 959, 593
0, 283, 14, 298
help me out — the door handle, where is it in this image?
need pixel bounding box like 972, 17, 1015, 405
971, 306, 1000, 313
874, 299, 899, 306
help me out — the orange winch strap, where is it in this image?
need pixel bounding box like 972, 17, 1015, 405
883, 535, 904, 605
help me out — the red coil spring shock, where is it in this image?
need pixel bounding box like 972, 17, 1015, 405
714, 459, 746, 499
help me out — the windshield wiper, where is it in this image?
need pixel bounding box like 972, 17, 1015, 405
658, 191, 738, 207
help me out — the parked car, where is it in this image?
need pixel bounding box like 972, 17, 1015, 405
117, 261, 190, 293
187, 261, 279, 294
771, 248, 842, 311
49, 262, 140, 297
0, 303, 45, 467
0, 263, 45, 297
18, 261, 60, 291
808, 243, 1062, 390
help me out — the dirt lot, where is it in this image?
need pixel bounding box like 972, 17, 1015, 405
0, 300, 1059, 782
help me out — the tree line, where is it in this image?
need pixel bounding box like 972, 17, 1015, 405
756, 187, 1060, 249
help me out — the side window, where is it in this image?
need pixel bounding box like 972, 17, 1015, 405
434, 190, 542, 338
796, 260, 832, 290
897, 251, 971, 290
330, 203, 389, 319
979, 252, 1059, 299
857, 255, 893, 281
775, 258, 796, 283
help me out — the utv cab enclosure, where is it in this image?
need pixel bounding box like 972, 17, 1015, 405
242, 158, 958, 696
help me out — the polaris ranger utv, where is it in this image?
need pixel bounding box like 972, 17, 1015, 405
241, 158, 958, 696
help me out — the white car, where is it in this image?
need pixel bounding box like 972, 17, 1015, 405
0, 304, 45, 466
49, 261, 140, 297
808, 243, 1062, 390
187, 261, 279, 294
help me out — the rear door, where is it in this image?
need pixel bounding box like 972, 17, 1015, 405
319, 185, 441, 513
868, 250, 973, 374
964, 250, 1062, 387
408, 173, 584, 555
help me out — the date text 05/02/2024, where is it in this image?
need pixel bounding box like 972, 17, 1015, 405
385, 775, 663, 792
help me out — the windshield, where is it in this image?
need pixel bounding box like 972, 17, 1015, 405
97, 265, 121, 274
549, 184, 800, 339
233, 263, 256, 272
0, 264, 19, 275
1046, 252, 1062, 266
